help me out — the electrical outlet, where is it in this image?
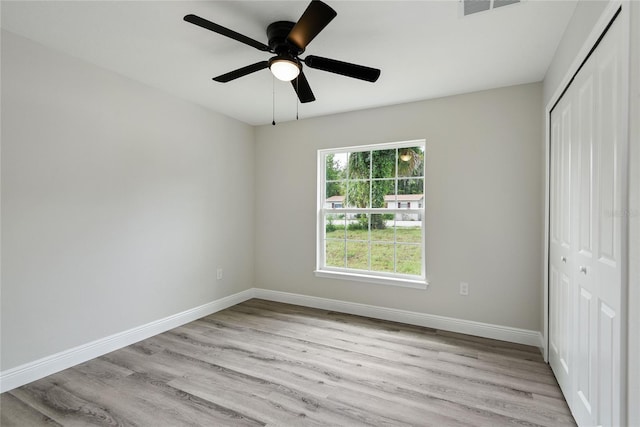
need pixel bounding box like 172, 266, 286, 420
217, 268, 223, 280
459, 282, 469, 296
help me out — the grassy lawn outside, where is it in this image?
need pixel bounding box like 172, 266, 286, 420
325, 227, 422, 275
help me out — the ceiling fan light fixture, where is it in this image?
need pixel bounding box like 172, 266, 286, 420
269, 57, 301, 81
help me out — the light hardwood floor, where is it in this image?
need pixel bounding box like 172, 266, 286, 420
1, 299, 576, 426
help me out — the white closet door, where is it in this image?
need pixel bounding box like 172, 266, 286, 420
549, 12, 624, 427
590, 16, 623, 426
549, 92, 575, 397
572, 42, 597, 426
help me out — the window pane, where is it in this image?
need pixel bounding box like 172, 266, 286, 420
325, 183, 345, 208
325, 214, 346, 268
398, 146, 424, 177
346, 180, 370, 208
326, 152, 347, 180
397, 244, 421, 275
346, 214, 368, 239
372, 180, 394, 208
371, 243, 395, 273
396, 224, 422, 243
346, 241, 369, 270
372, 149, 396, 179
325, 214, 346, 236
325, 239, 346, 268
395, 210, 423, 222
398, 178, 424, 195
348, 151, 370, 179
370, 214, 394, 242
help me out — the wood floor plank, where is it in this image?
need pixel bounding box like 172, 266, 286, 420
0, 392, 62, 426
0, 299, 576, 426
8, 379, 128, 426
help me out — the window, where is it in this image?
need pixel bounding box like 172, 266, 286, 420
316, 140, 427, 289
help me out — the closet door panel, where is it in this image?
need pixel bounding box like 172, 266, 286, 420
549, 94, 575, 395
593, 16, 623, 427
576, 287, 593, 413
577, 71, 595, 260
597, 301, 616, 426
573, 55, 597, 425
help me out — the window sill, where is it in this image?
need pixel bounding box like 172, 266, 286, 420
314, 269, 428, 290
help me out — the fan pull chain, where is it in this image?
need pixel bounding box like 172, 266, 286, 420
272, 75, 276, 126
296, 76, 299, 121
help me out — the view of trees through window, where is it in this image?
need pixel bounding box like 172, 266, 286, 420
321, 144, 425, 278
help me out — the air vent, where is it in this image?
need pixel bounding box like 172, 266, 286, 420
462, 0, 520, 16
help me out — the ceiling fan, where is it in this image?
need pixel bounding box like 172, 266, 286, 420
184, 0, 381, 104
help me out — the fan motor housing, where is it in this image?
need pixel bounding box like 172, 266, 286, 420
267, 21, 303, 56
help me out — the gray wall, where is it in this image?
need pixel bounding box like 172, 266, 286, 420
0, 31, 255, 370
254, 83, 544, 331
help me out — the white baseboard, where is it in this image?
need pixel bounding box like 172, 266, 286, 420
253, 288, 544, 349
0, 289, 254, 393
1, 287, 544, 393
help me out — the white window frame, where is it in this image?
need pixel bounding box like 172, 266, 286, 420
315, 139, 428, 289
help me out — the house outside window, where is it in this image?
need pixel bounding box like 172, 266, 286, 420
324, 195, 344, 209
316, 140, 427, 289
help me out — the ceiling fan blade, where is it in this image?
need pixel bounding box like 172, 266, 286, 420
287, 1, 337, 51
213, 61, 269, 83
304, 55, 380, 82
291, 71, 316, 103
184, 14, 270, 52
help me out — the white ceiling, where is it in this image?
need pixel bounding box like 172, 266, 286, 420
1, 0, 577, 126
